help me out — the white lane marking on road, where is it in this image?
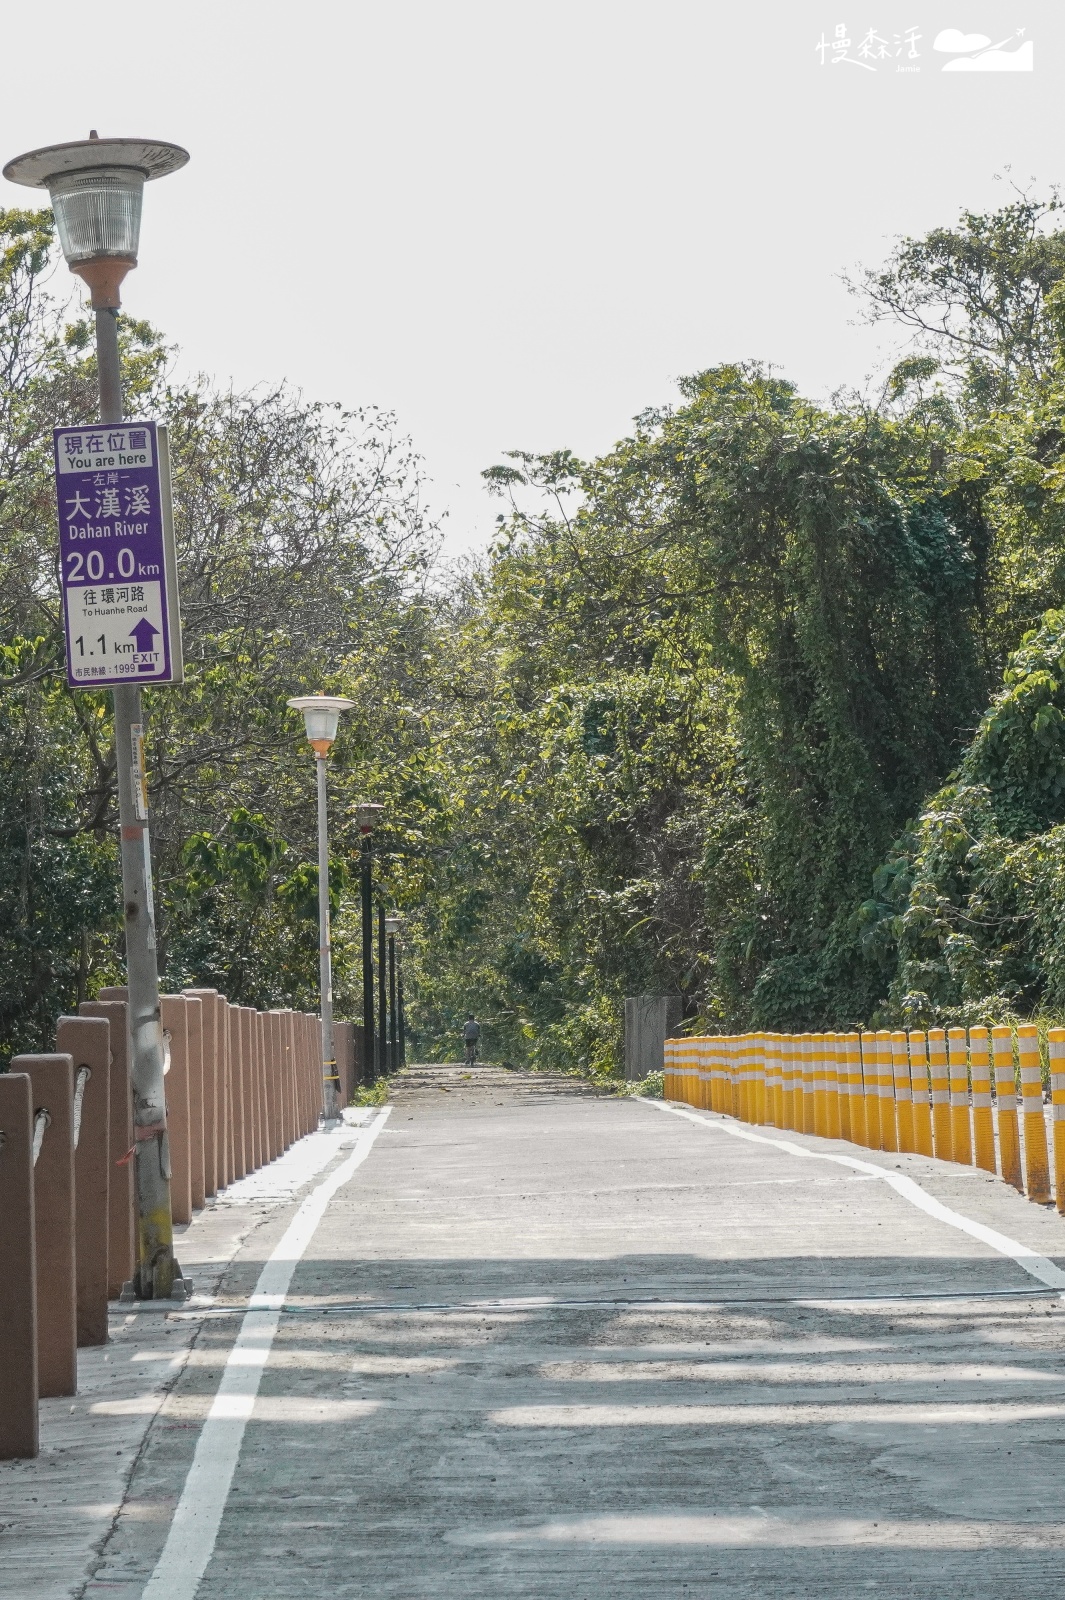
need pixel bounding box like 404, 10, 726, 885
139, 1106, 392, 1600
638, 1099, 1065, 1292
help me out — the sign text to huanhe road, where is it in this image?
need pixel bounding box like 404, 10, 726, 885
53, 421, 183, 688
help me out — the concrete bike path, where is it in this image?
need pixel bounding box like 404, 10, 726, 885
60, 1068, 1065, 1595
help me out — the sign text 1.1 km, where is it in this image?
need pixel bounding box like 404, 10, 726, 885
53, 421, 183, 688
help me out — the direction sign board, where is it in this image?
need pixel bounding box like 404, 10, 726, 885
53, 421, 183, 689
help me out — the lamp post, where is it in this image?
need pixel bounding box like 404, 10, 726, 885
397, 948, 407, 1068
4, 132, 189, 1300
287, 694, 354, 1122
384, 915, 403, 1074
355, 802, 383, 1082
377, 902, 388, 1079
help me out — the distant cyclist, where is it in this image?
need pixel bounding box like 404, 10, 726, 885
462, 1014, 481, 1066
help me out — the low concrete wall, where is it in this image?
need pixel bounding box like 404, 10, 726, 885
624, 995, 683, 1082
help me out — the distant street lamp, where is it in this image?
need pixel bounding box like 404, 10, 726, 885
355, 801, 383, 1081
287, 694, 354, 1121
4, 132, 189, 1300
384, 915, 403, 1074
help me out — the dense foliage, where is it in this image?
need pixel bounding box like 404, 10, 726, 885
8, 191, 1065, 1073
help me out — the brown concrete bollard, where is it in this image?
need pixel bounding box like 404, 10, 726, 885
217, 994, 231, 1189
250, 1008, 265, 1169
229, 1002, 246, 1179
185, 989, 219, 1197
267, 1012, 285, 1155
237, 1006, 252, 1172
255, 1008, 267, 1165
56, 1015, 111, 1346
80, 998, 135, 1298
307, 1013, 317, 1129
298, 1013, 309, 1133
249, 1011, 263, 1164
259, 1011, 273, 1162
12, 1054, 77, 1399
184, 995, 205, 1209
264, 1011, 280, 1162
279, 1011, 294, 1147
262, 1011, 275, 1161
0, 1073, 39, 1459
161, 996, 192, 1225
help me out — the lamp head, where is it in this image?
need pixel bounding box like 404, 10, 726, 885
384, 915, 403, 936
3, 133, 189, 308
286, 694, 355, 757
355, 801, 385, 832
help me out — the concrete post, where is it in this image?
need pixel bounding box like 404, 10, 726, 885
229, 1003, 245, 1179
908, 1032, 933, 1158
0, 1073, 39, 1459
238, 1007, 253, 1171
1019, 1024, 1051, 1203
161, 996, 192, 1225
272, 1012, 289, 1152
334, 1022, 354, 1105
185, 989, 219, 1197
624, 995, 683, 1082
218, 997, 232, 1187
947, 1027, 973, 1166
294, 1013, 305, 1135
969, 1026, 997, 1175
247, 1010, 260, 1167
265, 1011, 282, 1161
927, 1029, 951, 1162
992, 1026, 1022, 1191
56, 1015, 110, 1346
305, 1013, 316, 1129
282, 1011, 296, 1146
255, 1009, 269, 1164
217, 993, 231, 1189
12, 1054, 77, 1398
184, 995, 205, 1209
80, 998, 135, 1297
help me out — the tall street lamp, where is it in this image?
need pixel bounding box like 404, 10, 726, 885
4, 132, 189, 1300
287, 694, 354, 1122
377, 902, 388, 1079
384, 915, 403, 1074
355, 801, 383, 1082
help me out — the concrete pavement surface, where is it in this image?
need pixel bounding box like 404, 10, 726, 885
8, 1063, 1065, 1598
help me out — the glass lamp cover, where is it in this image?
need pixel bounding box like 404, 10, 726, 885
48, 166, 144, 263
301, 705, 341, 744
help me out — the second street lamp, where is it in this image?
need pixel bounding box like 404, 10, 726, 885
287, 694, 354, 1122
385, 915, 403, 1074
355, 801, 383, 1082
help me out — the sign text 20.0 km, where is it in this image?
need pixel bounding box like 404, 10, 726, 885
53, 420, 183, 688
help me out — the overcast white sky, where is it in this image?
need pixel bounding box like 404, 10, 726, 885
2, 2, 1062, 553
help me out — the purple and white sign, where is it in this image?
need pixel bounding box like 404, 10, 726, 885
53, 420, 183, 689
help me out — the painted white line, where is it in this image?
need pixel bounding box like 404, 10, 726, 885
638, 1098, 1065, 1293
139, 1106, 392, 1600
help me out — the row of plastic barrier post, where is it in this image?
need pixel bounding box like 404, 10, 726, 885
0, 988, 350, 1461
664, 1025, 1065, 1211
